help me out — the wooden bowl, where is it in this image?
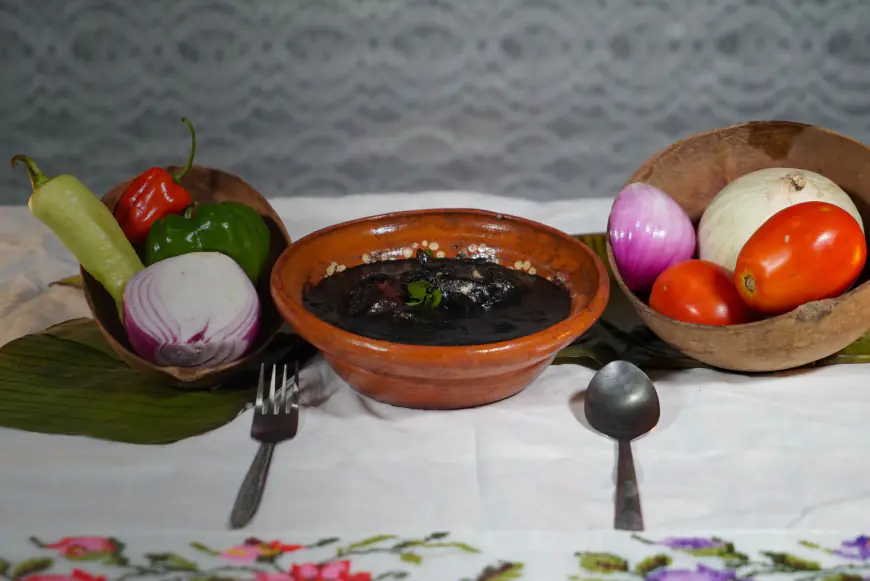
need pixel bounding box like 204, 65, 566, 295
609, 120, 870, 372
271, 208, 610, 410
82, 165, 291, 388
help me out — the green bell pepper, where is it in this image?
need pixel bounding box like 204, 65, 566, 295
145, 201, 270, 281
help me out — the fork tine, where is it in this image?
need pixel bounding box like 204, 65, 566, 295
292, 361, 301, 411
284, 363, 299, 414
281, 364, 290, 414
269, 364, 277, 414
255, 364, 265, 411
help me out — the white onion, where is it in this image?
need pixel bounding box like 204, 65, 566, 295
123, 252, 261, 367
698, 167, 864, 272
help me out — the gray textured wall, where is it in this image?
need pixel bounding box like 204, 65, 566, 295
2, 0, 870, 204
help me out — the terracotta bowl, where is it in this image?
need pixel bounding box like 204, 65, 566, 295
82, 165, 291, 389
271, 208, 610, 409
609, 120, 870, 372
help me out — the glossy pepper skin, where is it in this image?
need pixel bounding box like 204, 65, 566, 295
113, 118, 197, 244
11, 155, 144, 315
145, 201, 271, 282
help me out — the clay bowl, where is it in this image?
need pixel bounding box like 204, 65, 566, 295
609, 120, 870, 372
82, 165, 291, 389
271, 208, 610, 410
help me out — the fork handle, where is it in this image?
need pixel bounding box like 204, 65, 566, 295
230, 442, 274, 529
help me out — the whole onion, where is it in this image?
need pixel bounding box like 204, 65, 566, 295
123, 252, 261, 367
608, 182, 696, 292
698, 167, 864, 272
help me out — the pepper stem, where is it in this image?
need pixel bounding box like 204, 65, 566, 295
183, 203, 198, 219
169, 117, 196, 185
10, 155, 52, 190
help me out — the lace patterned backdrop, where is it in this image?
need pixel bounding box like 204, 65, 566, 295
1, 0, 870, 204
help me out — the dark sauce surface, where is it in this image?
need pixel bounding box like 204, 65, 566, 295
303, 250, 572, 346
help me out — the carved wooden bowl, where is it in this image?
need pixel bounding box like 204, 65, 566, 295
609, 120, 870, 372
82, 165, 291, 388
271, 208, 610, 410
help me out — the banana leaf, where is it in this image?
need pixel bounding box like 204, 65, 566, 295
0, 318, 315, 444
558, 233, 870, 370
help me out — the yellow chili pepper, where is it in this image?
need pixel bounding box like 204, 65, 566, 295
12, 155, 144, 313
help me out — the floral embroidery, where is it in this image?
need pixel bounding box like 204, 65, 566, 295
219, 538, 304, 563
288, 560, 371, 581
11, 533, 485, 580
645, 565, 736, 581
19, 571, 105, 581
41, 539, 115, 561
10, 532, 870, 581
835, 536, 870, 561
659, 538, 727, 551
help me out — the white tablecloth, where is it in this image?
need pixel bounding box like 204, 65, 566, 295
1, 192, 868, 540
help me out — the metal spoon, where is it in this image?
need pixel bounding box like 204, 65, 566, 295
584, 360, 661, 531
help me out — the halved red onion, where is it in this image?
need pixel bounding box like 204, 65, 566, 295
122, 252, 261, 367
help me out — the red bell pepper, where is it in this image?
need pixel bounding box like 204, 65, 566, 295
113, 117, 196, 244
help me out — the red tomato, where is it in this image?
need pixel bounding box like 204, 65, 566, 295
649, 259, 755, 325
734, 201, 866, 315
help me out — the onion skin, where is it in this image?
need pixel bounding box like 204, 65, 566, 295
123, 252, 261, 368
608, 182, 696, 292
698, 167, 864, 272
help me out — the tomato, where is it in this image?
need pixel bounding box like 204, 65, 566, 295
649, 259, 755, 325
734, 201, 867, 315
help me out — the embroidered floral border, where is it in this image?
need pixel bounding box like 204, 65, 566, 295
4, 533, 870, 580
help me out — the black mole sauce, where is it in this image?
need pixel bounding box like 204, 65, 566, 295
303, 250, 572, 346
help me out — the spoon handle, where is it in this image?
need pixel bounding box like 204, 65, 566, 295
615, 439, 644, 531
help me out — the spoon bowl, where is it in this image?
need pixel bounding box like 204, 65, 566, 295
584, 360, 661, 531
585, 360, 661, 440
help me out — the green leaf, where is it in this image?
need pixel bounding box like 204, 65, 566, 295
346, 535, 397, 550
418, 541, 480, 553
577, 552, 628, 573
48, 275, 83, 289
448, 542, 479, 554
761, 552, 821, 571
822, 574, 864, 581
425, 532, 449, 541
0, 559, 9, 577
634, 555, 672, 575
11, 558, 53, 580
40, 318, 121, 360
0, 318, 255, 444
190, 542, 221, 556
311, 537, 340, 547
407, 280, 430, 300
470, 561, 524, 580
427, 288, 442, 308
145, 552, 198, 571
798, 540, 822, 550
399, 552, 422, 565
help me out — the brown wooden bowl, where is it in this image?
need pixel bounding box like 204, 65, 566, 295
609, 120, 870, 372
82, 165, 291, 388
270, 208, 610, 410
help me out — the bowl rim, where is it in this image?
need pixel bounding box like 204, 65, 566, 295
608, 119, 870, 332
271, 207, 611, 361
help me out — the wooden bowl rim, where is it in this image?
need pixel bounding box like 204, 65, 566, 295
82, 164, 290, 382
607, 119, 870, 332
271, 207, 611, 360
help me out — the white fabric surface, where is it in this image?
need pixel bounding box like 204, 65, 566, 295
0, 193, 867, 536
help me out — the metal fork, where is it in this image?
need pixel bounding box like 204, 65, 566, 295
229, 362, 300, 529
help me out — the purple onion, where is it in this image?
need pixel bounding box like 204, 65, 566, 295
123, 252, 261, 368
608, 182, 696, 292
